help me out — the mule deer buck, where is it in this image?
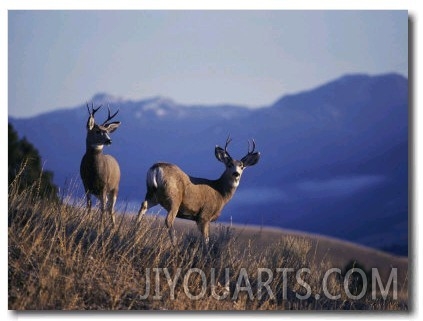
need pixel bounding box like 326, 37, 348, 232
80, 104, 121, 227
137, 137, 260, 244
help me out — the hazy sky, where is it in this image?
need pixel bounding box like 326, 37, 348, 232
8, 10, 407, 117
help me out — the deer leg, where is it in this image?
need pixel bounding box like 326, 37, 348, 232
137, 194, 158, 223
197, 220, 210, 246
86, 193, 92, 215
137, 200, 148, 223
167, 225, 177, 246
108, 191, 117, 227
165, 205, 180, 246
99, 192, 108, 232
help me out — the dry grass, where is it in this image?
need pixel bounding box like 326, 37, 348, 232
8, 176, 408, 310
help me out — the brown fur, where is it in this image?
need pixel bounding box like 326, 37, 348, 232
137, 139, 260, 244
80, 106, 121, 227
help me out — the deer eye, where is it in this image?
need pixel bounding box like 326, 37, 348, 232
95, 129, 101, 134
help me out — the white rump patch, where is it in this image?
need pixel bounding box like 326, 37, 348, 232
147, 166, 164, 189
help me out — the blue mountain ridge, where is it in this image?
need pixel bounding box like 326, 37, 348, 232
9, 73, 408, 256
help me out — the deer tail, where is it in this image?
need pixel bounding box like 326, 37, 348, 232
146, 164, 164, 190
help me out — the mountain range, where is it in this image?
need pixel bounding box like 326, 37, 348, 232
9, 73, 408, 256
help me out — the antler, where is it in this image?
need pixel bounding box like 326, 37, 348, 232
241, 139, 257, 164
246, 139, 256, 155
86, 103, 102, 117
102, 106, 119, 125
224, 135, 233, 159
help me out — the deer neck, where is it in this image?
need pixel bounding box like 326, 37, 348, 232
85, 144, 104, 156
215, 173, 238, 201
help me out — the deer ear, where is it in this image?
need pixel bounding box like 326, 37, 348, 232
87, 116, 95, 130
242, 152, 260, 167
215, 146, 231, 164
104, 121, 121, 133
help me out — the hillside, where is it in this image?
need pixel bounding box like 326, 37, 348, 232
8, 180, 408, 310
8, 73, 408, 255
173, 219, 408, 288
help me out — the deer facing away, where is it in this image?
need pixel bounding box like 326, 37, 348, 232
137, 137, 260, 244
80, 104, 121, 227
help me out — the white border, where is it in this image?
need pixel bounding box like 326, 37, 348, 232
2, 0, 419, 320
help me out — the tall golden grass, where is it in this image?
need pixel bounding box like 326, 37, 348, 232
8, 173, 407, 310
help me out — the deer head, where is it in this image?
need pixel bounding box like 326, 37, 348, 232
215, 136, 260, 187
85, 103, 121, 150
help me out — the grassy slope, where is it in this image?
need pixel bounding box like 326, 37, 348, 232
220, 223, 408, 279
173, 219, 408, 297
8, 182, 408, 310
